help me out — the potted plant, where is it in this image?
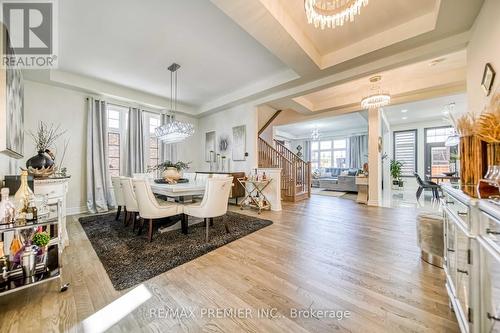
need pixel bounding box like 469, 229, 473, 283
32, 231, 51, 266
390, 159, 404, 187
26, 122, 67, 178
150, 161, 191, 183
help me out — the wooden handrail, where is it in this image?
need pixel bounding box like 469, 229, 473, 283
258, 110, 282, 135
258, 137, 311, 201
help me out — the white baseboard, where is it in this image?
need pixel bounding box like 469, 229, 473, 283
67, 206, 89, 216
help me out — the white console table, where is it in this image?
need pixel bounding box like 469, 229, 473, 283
34, 177, 70, 249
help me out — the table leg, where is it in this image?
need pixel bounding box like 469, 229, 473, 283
181, 214, 188, 234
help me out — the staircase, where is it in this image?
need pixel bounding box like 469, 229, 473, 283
258, 137, 311, 202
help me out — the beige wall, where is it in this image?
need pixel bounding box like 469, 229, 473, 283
467, 0, 500, 114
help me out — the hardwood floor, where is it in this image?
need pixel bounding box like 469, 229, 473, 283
0, 196, 458, 332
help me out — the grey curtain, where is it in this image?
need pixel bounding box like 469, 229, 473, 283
159, 113, 178, 162
86, 98, 114, 213
124, 107, 145, 176
348, 135, 368, 169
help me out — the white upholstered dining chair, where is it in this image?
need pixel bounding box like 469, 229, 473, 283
111, 176, 125, 222
133, 178, 184, 242
120, 177, 140, 230
183, 177, 233, 241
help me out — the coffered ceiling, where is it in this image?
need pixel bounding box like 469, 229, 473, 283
30, 0, 484, 116
292, 50, 466, 113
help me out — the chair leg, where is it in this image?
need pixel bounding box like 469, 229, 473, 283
124, 212, 130, 226
206, 219, 209, 242
223, 216, 230, 234
148, 219, 153, 242
133, 217, 138, 232
209, 218, 214, 227
115, 206, 122, 221
204, 218, 207, 227
137, 218, 145, 235
416, 187, 423, 200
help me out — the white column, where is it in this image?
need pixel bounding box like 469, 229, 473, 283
367, 108, 382, 206
257, 168, 282, 211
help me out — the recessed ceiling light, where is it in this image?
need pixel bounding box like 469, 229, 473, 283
401, 109, 408, 113
402, 116, 408, 120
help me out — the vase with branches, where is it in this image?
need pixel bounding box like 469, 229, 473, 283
26, 121, 67, 177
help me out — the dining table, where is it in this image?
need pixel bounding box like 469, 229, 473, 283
426, 174, 460, 184
149, 180, 206, 234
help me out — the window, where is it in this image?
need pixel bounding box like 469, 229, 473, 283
107, 104, 128, 177
393, 130, 417, 176
424, 126, 456, 177
311, 138, 348, 170
143, 112, 161, 170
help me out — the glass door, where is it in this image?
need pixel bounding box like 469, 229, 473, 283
424, 127, 457, 179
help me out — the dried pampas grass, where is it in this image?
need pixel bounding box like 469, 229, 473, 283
448, 112, 477, 137
477, 93, 500, 143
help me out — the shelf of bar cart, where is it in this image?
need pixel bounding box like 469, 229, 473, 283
237, 178, 272, 214
0, 199, 69, 296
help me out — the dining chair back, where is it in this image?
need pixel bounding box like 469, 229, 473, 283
111, 176, 124, 207
132, 178, 184, 241
187, 177, 233, 218
120, 177, 139, 212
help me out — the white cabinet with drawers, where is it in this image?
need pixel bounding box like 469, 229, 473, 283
478, 201, 500, 333
34, 177, 70, 249
442, 185, 480, 333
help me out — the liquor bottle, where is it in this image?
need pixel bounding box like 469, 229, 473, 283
14, 170, 34, 222
9, 231, 22, 261
262, 172, 267, 180
0, 188, 15, 226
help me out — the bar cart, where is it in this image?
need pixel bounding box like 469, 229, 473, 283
237, 177, 272, 214
0, 199, 69, 296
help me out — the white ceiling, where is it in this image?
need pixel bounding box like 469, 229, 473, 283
276, 112, 367, 139
58, 0, 290, 107
383, 93, 467, 126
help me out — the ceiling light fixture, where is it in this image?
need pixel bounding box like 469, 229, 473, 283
155, 63, 195, 144
401, 109, 408, 113
361, 76, 391, 109
304, 0, 369, 30
311, 128, 320, 141
402, 116, 408, 120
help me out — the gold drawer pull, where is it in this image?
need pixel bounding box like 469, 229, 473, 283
457, 212, 468, 216
457, 268, 468, 275
446, 201, 454, 204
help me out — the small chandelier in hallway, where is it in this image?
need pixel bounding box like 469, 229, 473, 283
361, 75, 391, 109
155, 63, 195, 144
304, 0, 369, 30
311, 127, 320, 140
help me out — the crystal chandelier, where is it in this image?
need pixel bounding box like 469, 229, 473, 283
360, 76, 391, 109
155, 63, 195, 144
304, 0, 369, 30
311, 128, 320, 140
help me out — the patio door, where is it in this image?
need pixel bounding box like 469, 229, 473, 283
424, 127, 457, 178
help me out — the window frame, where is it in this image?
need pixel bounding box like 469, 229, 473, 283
143, 111, 161, 170
311, 138, 348, 169
424, 126, 456, 177
393, 129, 418, 177
106, 104, 129, 177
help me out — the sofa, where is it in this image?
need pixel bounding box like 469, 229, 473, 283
312, 168, 359, 192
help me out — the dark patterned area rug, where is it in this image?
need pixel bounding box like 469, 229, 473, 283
78, 212, 272, 290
